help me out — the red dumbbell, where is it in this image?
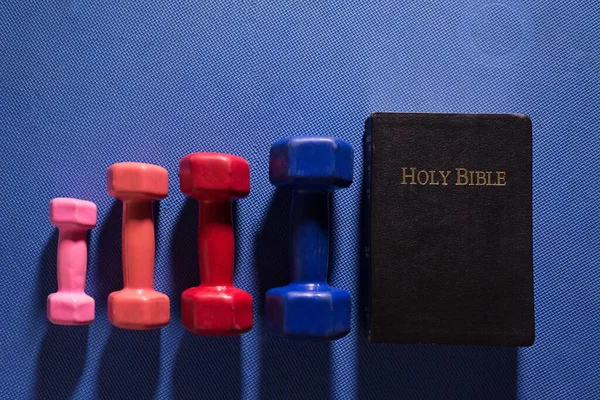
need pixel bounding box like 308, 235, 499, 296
179, 152, 253, 336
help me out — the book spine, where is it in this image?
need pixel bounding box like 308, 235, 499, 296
361, 117, 373, 339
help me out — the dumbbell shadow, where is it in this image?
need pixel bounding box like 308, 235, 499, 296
35, 230, 58, 321
171, 198, 199, 317
97, 328, 161, 400
94, 201, 122, 310
256, 189, 332, 400
173, 333, 242, 400
35, 324, 89, 400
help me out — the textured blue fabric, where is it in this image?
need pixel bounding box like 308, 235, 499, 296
0, 0, 598, 399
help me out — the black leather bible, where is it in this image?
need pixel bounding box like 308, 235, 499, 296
363, 113, 534, 346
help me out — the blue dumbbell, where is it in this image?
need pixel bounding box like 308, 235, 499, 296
265, 136, 353, 340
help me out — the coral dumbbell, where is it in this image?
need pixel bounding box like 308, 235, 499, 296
107, 162, 170, 330
47, 198, 97, 325
266, 137, 353, 340
179, 153, 253, 336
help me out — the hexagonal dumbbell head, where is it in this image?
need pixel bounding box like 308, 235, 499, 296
108, 288, 170, 329
265, 136, 353, 340
180, 152, 250, 201
181, 286, 253, 336
107, 162, 168, 201
49, 198, 97, 231
269, 137, 353, 190
266, 284, 351, 339
179, 153, 253, 336
47, 198, 97, 325
106, 162, 170, 330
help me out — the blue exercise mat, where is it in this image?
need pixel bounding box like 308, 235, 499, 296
0, 0, 598, 398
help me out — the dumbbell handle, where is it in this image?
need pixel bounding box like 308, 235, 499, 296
198, 201, 234, 286
56, 229, 88, 292
122, 200, 156, 289
290, 190, 329, 283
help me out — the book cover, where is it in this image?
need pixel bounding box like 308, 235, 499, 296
364, 113, 534, 346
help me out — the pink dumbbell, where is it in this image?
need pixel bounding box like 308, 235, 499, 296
47, 198, 97, 325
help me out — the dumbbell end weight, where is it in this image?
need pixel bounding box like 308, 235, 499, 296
265, 283, 351, 340
47, 293, 95, 325
269, 137, 353, 190
108, 289, 170, 330
182, 286, 253, 336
